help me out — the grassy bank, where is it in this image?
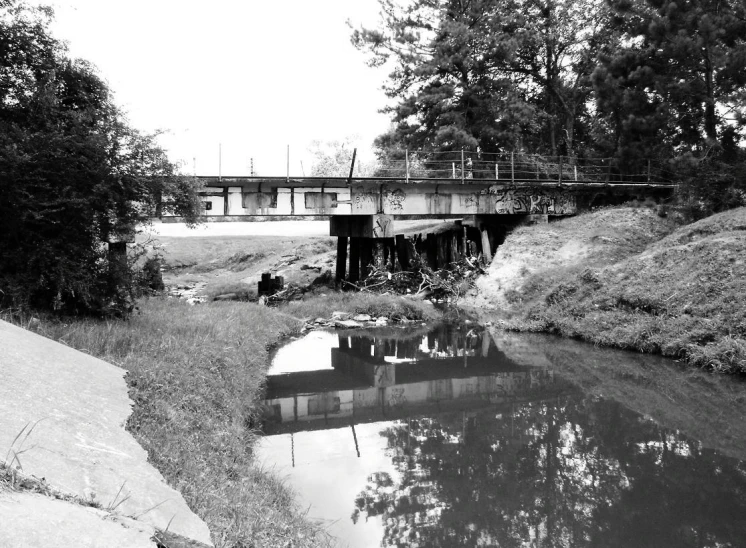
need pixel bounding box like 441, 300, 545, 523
14, 289, 442, 547
20, 298, 325, 548
471, 206, 746, 373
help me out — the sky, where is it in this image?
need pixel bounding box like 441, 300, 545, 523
39, 0, 392, 176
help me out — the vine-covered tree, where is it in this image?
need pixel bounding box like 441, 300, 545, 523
0, 1, 202, 315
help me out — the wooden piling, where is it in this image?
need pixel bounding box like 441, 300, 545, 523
426, 234, 438, 269
450, 233, 460, 262
395, 234, 410, 270
383, 238, 396, 270
349, 237, 361, 283
336, 236, 348, 283
360, 238, 374, 280
436, 234, 448, 267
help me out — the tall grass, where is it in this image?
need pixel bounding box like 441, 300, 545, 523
491, 207, 746, 374
23, 298, 332, 548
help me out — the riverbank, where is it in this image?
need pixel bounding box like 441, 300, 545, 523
9, 205, 745, 545
15, 293, 438, 547
17, 300, 320, 547
465, 206, 746, 373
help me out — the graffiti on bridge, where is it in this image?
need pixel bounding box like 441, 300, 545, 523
492, 189, 576, 215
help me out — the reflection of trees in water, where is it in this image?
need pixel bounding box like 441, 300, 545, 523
352, 395, 746, 547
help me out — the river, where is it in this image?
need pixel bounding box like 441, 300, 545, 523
255, 324, 746, 548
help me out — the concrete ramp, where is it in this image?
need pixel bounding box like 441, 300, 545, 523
0, 320, 212, 546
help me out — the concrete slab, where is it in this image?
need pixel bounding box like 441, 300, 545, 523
0, 321, 212, 546
0, 491, 156, 548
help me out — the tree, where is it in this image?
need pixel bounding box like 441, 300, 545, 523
0, 1, 202, 315
593, 0, 746, 159
351, 0, 613, 157
308, 136, 379, 177
591, 0, 746, 212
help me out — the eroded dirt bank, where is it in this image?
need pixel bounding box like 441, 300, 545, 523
464, 206, 746, 373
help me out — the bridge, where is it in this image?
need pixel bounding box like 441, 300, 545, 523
170, 152, 676, 282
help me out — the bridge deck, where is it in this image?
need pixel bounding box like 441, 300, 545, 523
188, 175, 674, 219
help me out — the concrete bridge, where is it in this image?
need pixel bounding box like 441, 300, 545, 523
169, 156, 675, 282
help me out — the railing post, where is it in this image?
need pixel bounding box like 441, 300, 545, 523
495, 162, 499, 180
511, 152, 515, 183
345, 148, 357, 188
461, 148, 465, 184
647, 159, 651, 183
574, 156, 578, 181
452, 162, 456, 179
605, 159, 612, 184
558, 155, 563, 184
405, 149, 410, 183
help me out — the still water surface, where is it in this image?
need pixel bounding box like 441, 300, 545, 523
256, 324, 746, 547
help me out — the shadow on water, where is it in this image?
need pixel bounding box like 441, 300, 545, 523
259, 324, 746, 548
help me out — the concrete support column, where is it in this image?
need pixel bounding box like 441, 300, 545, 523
480, 226, 493, 265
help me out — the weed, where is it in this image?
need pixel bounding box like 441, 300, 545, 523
4, 418, 46, 472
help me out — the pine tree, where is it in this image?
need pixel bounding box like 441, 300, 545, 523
595, 0, 746, 157
351, 0, 614, 157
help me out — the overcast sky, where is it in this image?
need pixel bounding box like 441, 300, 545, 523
40, 0, 392, 176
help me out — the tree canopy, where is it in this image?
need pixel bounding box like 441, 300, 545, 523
352, 0, 746, 212
0, 1, 202, 315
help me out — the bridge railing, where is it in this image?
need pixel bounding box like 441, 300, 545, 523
370, 150, 674, 185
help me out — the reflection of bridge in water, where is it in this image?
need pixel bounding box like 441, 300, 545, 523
263, 325, 568, 436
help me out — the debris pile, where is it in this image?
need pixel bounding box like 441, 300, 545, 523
347, 254, 486, 301
301, 311, 425, 332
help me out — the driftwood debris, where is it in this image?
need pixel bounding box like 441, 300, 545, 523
345, 253, 486, 301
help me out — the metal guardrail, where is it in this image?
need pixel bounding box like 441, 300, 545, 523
371, 150, 675, 185
196, 150, 677, 187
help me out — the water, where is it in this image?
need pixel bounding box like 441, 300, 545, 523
257, 324, 746, 548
